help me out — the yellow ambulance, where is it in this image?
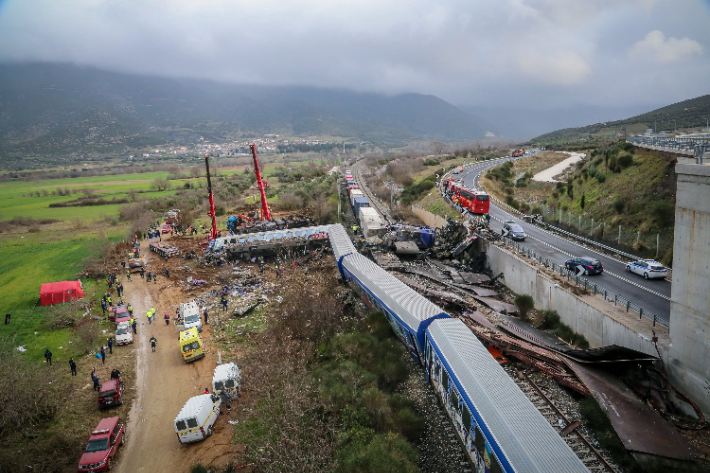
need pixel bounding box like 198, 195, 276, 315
179, 327, 205, 363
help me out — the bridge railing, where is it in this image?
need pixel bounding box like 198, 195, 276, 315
500, 237, 669, 327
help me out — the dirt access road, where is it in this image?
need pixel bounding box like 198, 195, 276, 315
115, 237, 241, 473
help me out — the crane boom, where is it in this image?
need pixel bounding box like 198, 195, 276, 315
250, 144, 272, 221
204, 153, 218, 240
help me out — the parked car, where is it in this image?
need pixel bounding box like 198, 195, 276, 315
78, 417, 126, 472
502, 220, 526, 241
174, 394, 222, 444
108, 305, 128, 323
98, 379, 124, 409
626, 259, 668, 279
161, 224, 172, 234
565, 256, 604, 275
115, 322, 133, 346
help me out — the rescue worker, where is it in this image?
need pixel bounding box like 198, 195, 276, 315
164, 312, 170, 325
69, 357, 77, 376
127, 304, 133, 316
44, 348, 52, 366
126, 269, 131, 281
91, 370, 100, 391
140, 267, 145, 279
221, 296, 228, 311
150, 335, 157, 352
107, 295, 112, 307
165, 269, 170, 279
147, 272, 152, 282
111, 369, 121, 380
147, 310, 153, 324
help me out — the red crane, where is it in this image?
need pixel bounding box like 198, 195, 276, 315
204, 153, 219, 241
250, 143, 272, 221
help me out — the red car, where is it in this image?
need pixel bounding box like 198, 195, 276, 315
108, 305, 128, 323
98, 379, 124, 409
78, 417, 126, 472
161, 224, 172, 234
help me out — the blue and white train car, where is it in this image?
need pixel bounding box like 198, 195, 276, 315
340, 252, 449, 360
425, 318, 588, 473
328, 224, 357, 280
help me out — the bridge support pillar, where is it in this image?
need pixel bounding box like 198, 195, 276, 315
668, 163, 710, 416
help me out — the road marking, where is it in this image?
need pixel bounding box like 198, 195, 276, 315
491, 210, 671, 301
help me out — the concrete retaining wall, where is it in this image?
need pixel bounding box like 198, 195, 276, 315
486, 243, 666, 358
412, 204, 448, 229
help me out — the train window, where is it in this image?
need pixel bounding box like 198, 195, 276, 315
474, 426, 485, 456
442, 369, 449, 390
462, 405, 471, 428
451, 388, 458, 409
490, 453, 503, 473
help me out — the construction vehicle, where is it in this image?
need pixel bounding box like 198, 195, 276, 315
204, 154, 218, 241
250, 144, 272, 221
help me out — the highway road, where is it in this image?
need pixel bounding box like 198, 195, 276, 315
456, 157, 672, 324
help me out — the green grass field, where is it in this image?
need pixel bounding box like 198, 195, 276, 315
0, 172, 192, 221
0, 229, 123, 362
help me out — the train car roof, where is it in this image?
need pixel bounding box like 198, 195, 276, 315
427, 318, 588, 473
342, 253, 446, 331
328, 224, 356, 261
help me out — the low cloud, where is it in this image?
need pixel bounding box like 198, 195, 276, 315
629, 30, 703, 63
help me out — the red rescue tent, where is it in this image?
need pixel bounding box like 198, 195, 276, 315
40, 281, 84, 306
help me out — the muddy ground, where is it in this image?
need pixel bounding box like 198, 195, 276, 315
114, 236, 243, 473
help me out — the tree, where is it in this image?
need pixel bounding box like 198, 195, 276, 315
514, 294, 535, 321
151, 178, 171, 191
580, 193, 586, 210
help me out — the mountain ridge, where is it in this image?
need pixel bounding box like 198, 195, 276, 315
0, 63, 485, 156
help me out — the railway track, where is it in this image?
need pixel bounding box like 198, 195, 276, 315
351, 160, 393, 223
514, 372, 619, 473
456, 315, 618, 473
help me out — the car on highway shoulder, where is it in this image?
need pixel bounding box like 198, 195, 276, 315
78, 416, 125, 472
502, 220, 526, 241
565, 256, 603, 275
626, 259, 668, 279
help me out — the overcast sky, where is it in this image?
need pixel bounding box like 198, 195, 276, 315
0, 0, 708, 115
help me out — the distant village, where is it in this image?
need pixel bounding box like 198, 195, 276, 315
132, 136, 353, 159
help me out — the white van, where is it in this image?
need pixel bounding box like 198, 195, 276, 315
174, 394, 221, 444
180, 301, 203, 332
212, 363, 241, 395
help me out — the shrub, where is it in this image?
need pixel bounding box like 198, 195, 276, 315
514, 294, 535, 320
650, 200, 674, 227
537, 310, 560, 330
617, 154, 633, 169
580, 193, 586, 210
613, 199, 625, 214
504, 187, 514, 195
214, 205, 226, 217
596, 173, 606, 183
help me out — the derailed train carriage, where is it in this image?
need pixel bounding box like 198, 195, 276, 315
327, 224, 588, 473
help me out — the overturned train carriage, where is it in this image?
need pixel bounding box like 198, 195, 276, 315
327, 224, 588, 472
